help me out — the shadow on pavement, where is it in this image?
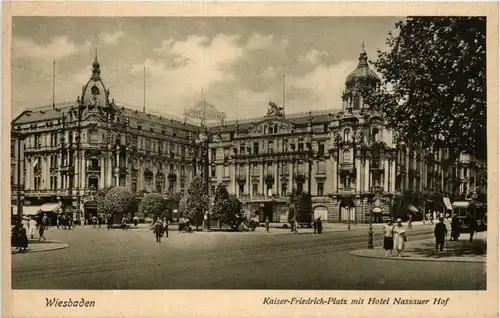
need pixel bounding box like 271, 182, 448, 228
409, 240, 486, 259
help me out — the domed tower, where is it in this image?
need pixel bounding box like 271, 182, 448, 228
81, 51, 110, 107
342, 43, 380, 112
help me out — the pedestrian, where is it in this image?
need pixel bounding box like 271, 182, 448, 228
121, 216, 128, 231
178, 218, 185, 232
56, 214, 61, 229
407, 214, 413, 230
18, 225, 28, 252
450, 215, 460, 241
317, 217, 323, 234
107, 214, 113, 230
42, 214, 48, 230
28, 217, 37, 239
11, 222, 21, 251
133, 216, 139, 227
393, 218, 406, 257
153, 220, 163, 243
468, 216, 477, 242
163, 218, 169, 238
313, 218, 318, 234
38, 223, 46, 241
265, 217, 270, 233
382, 219, 395, 258
434, 217, 447, 252
92, 216, 97, 228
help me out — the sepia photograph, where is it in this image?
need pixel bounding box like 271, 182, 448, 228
3, 2, 498, 317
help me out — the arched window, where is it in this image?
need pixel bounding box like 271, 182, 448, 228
343, 128, 351, 142
353, 96, 361, 110
372, 128, 379, 142
343, 149, 352, 163
91, 85, 100, 95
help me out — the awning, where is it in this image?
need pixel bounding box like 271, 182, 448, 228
453, 201, 470, 208
22, 206, 42, 216
405, 204, 420, 213
443, 197, 453, 210
40, 203, 61, 213
373, 207, 382, 213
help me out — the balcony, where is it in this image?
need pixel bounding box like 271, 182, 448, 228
87, 165, 100, 173
24, 189, 57, 197
294, 172, 306, 183
238, 193, 289, 202
338, 187, 355, 194
340, 162, 354, 171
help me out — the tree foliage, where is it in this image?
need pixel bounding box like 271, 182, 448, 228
211, 183, 242, 228
96, 186, 114, 215
289, 188, 312, 223
139, 193, 168, 221
184, 175, 208, 227
366, 17, 486, 162
102, 187, 137, 219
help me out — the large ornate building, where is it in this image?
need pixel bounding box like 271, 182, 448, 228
11, 54, 199, 222
11, 47, 485, 224
204, 47, 486, 223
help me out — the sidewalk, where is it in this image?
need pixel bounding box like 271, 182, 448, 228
11, 239, 69, 254
350, 231, 487, 263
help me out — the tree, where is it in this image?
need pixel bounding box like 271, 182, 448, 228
184, 175, 208, 230
178, 194, 190, 219
366, 17, 486, 163
139, 193, 168, 222
96, 186, 114, 215
211, 183, 229, 229
102, 187, 137, 222
289, 188, 312, 224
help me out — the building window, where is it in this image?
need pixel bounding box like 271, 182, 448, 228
318, 142, 325, 155
317, 160, 326, 174
283, 139, 288, 152
268, 141, 274, 154
371, 128, 379, 143
353, 95, 361, 110
342, 177, 351, 188
180, 165, 185, 177
317, 183, 324, 196
224, 165, 229, 177
253, 142, 259, 155
239, 184, 245, 195
281, 184, 287, 196
343, 128, 351, 142
239, 144, 245, 155
298, 142, 304, 151
88, 177, 98, 189
297, 183, 303, 192
211, 166, 216, 177
34, 176, 41, 190
252, 184, 258, 196
342, 150, 352, 163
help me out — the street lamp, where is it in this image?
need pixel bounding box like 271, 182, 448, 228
368, 185, 384, 249
196, 127, 211, 232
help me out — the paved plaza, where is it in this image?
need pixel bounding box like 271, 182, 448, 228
12, 225, 486, 290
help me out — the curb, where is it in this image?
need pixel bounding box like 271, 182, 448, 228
349, 250, 486, 263
11, 242, 69, 255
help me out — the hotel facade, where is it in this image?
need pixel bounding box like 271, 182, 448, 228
11, 48, 486, 224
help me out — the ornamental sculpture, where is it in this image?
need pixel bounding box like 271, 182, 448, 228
267, 101, 284, 117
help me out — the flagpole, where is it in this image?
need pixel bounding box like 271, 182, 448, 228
52, 61, 56, 109
282, 74, 286, 119
143, 67, 146, 113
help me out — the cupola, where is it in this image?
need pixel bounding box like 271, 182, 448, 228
345, 43, 380, 88
81, 50, 109, 107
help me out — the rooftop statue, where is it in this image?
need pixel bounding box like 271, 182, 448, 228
267, 101, 284, 117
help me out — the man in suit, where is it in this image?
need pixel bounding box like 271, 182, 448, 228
434, 218, 448, 252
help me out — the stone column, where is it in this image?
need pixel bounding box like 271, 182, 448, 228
73, 151, 79, 189
81, 151, 86, 193
57, 152, 62, 190
288, 161, 293, 193
274, 162, 279, 195
246, 163, 250, 194
355, 158, 361, 192
384, 159, 390, 192
391, 159, 396, 193
100, 154, 105, 188
259, 162, 267, 196
364, 158, 370, 192
107, 152, 113, 187
115, 151, 120, 187
333, 153, 338, 192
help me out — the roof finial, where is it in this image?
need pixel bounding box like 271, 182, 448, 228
361, 38, 365, 53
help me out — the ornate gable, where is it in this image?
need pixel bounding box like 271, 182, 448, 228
249, 119, 293, 135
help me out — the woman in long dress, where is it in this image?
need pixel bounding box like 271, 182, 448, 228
382, 219, 394, 257
28, 217, 38, 239
393, 218, 406, 257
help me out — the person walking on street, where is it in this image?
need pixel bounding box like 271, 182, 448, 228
407, 214, 412, 230
313, 218, 318, 234
468, 215, 477, 242
382, 219, 395, 258
154, 220, 163, 243
393, 218, 406, 257
317, 217, 323, 234
107, 214, 113, 230
28, 217, 37, 239
163, 218, 169, 238
56, 214, 61, 229
265, 217, 270, 233
121, 216, 128, 231
450, 215, 461, 241
38, 223, 46, 241
434, 217, 447, 252
18, 225, 28, 252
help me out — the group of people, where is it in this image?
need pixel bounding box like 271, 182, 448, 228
382, 218, 407, 257
153, 218, 170, 243
11, 216, 47, 252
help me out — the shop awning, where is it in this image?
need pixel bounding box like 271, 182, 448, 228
40, 203, 61, 212
453, 201, 470, 208
22, 206, 42, 216
403, 203, 420, 213
443, 197, 453, 210
373, 207, 382, 213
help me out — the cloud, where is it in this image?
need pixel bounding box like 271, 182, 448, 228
127, 33, 245, 114
245, 33, 274, 50
280, 38, 290, 49
261, 66, 277, 79
12, 35, 91, 60
297, 49, 329, 64
99, 31, 125, 45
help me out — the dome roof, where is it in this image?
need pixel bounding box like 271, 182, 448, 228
345, 45, 380, 87
81, 52, 109, 107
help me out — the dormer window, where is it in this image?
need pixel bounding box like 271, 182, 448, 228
372, 128, 379, 142
353, 96, 361, 110
343, 128, 351, 142
91, 85, 100, 95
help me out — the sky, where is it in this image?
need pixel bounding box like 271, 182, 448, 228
11, 17, 402, 121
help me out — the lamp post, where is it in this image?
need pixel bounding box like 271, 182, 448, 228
369, 185, 384, 249
306, 113, 313, 225
197, 127, 211, 232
